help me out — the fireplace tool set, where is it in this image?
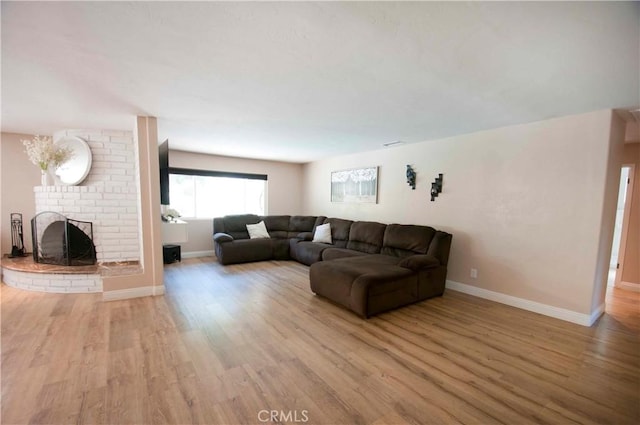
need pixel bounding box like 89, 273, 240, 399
9, 213, 26, 257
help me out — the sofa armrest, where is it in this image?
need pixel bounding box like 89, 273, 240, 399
398, 254, 440, 271
213, 232, 234, 243
296, 232, 313, 241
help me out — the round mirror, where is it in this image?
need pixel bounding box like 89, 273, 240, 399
54, 136, 92, 185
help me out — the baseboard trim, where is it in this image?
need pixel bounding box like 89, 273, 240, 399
181, 250, 215, 259
589, 303, 606, 326
616, 281, 640, 292
103, 285, 165, 301
445, 280, 597, 327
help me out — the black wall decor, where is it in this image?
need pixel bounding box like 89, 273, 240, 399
430, 173, 443, 201
9, 213, 26, 257
406, 165, 416, 190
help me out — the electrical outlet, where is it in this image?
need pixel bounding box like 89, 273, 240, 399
470, 268, 478, 279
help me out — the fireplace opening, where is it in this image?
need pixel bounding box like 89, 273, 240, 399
31, 211, 96, 266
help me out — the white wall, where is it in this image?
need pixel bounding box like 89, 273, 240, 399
168, 150, 304, 254
620, 143, 640, 286
303, 110, 623, 317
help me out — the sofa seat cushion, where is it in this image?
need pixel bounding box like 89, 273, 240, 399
316, 255, 412, 282
332, 254, 404, 266
289, 240, 331, 266
321, 247, 369, 261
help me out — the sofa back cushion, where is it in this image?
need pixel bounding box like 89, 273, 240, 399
427, 231, 453, 266
381, 224, 435, 257
218, 214, 261, 240
346, 221, 386, 254
323, 218, 353, 248
288, 215, 323, 238
262, 215, 291, 239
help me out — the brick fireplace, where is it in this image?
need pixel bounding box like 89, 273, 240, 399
2, 128, 143, 293
36, 129, 141, 263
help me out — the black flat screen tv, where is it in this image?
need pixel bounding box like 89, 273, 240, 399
159, 139, 170, 205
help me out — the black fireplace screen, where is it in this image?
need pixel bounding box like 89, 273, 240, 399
31, 211, 96, 266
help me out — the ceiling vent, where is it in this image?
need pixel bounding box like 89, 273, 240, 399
383, 141, 405, 148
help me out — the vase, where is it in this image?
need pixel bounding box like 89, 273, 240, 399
41, 169, 50, 186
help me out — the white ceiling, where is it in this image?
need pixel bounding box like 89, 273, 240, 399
2, 1, 639, 163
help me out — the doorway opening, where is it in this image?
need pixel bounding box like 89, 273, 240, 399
608, 165, 634, 288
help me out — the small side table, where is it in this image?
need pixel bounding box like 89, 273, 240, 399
161, 219, 188, 265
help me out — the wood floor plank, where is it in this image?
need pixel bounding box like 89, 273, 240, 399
2, 257, 639, 424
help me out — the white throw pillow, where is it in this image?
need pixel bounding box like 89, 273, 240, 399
246, 221, 270, 239
312, 223, 332, 244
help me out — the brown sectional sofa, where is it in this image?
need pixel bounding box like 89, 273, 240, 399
213, 214, 326, 264
213, 214, 452, 317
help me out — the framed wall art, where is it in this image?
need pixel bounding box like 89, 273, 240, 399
331, 166, 378, 203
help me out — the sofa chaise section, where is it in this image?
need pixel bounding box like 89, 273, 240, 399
309, 224, 452, 317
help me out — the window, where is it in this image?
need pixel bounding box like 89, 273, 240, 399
169, 168, 266, 219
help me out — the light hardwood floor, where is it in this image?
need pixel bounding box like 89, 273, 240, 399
2, 257, 639, 424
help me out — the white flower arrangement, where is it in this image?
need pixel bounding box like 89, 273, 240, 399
22, 135, 73, 171
164, 208, 181, 219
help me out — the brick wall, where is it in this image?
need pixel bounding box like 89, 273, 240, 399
34, 129, 141, 263
2, 268, 102, 293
